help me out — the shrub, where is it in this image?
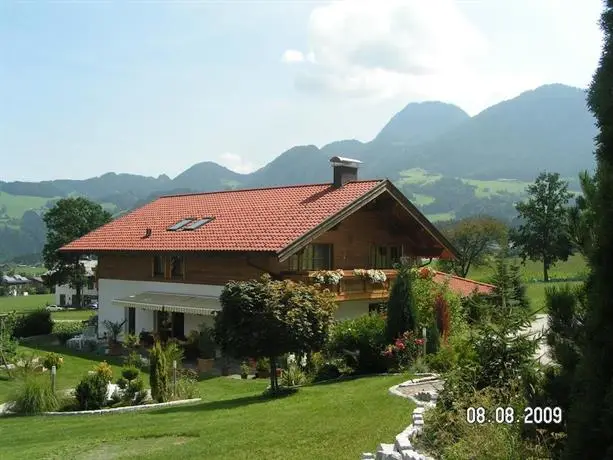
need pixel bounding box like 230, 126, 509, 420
52, 320, 85, 344
125, 377, 145, 401
386, 264, 419, 341
94, 361, 113, 383
13, 309, 53, 338
382, 330, 423, 370
10, 376, 59, 414
280, 363, 307, 387
121, 366, 140, 381
42, 352, 64, 371
164, 340, 184, 368
426, 344, 458, 373
256, 357, 270, 373
124, 333, 139, 349
176, 368, 199, 399
426, 322, 440, 355
116, 377, 128, 390
149, 341, 170, 403
325, 314, 388, 374
74, 373, 108, 410
123, 351, 143, 369
312, 362, 342, 382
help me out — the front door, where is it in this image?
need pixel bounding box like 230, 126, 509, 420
171, 312, 184, 339
127, 307, 136, 335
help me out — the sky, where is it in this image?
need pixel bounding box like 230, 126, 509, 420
0, 0, 605, 182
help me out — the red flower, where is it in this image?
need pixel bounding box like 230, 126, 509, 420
415, 338, 425, 345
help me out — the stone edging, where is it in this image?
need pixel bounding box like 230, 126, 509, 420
41, 398, 202, 416
362, 374, 441, 460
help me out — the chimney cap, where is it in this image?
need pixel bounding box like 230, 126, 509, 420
329, 156, 362, 168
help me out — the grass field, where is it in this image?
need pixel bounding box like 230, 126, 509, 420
0, 346, 413, 460
0, 192, 52, 218
0, 294, 95, 321
9, 265, 48, 276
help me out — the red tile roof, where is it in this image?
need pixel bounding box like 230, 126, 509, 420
60, 181, 385, 253
433, 271, 495, 297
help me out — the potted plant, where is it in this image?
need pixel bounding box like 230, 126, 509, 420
196, 325, 216, 373
103, 320, 126, 355
309, 269, 344, 285
240, 361, 250, 379
255, 357, 270, 378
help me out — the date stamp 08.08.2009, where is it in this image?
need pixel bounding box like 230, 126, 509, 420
465, 406, 563, 425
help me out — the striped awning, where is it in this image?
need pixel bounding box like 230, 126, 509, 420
112, 291, 221, 316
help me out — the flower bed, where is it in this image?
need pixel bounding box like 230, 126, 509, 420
353, 269, 387, 283
309, 269, 344, 285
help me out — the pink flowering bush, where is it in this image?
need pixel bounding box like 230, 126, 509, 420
382, 330, 423, 369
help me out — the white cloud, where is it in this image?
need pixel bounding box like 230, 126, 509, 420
282, 0, 574, 114
281, 49, 305, 63
217, 152, 257, 174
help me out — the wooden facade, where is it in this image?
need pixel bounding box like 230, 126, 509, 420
96, 192, 444, 301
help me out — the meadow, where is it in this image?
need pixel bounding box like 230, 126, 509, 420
0, 342, 413, 460
0, 294, 94, 321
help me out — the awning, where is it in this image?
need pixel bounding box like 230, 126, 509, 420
112, 291, 221, 316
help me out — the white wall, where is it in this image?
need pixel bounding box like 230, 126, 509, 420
335, 300, 371, 320
98, 279, 223, 339
55, 284, 98, 306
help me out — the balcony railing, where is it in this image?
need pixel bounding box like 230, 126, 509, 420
282, 269, 398, 302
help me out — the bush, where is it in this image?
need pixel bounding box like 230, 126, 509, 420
52, 320, 85, 345
42, 352, 64, 371
149, 341, 170, 403
426, 344, 458, 373
93, 361, 113, 383
326, 314, 389, 374
176, 368, 199, 399
74, 373, 108, 410
426, 322, 440, 355
123, 351, 143, 369
13, 309, 53, 338
256, 357, 270, 373
121, 366, 140, 381
280, 363, 307, 387
10, 376, 59, 415
312, 363, 342, 382
125, 377, 146, 401
116, 377, 128, 390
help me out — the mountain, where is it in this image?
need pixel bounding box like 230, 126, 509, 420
0, 83, 597, 262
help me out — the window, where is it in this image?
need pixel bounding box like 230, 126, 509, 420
288, 244, 333, 271
153, 255, 164, 277
86, 277, 95, 290
370, 245, 402, 269
167, 218, 194, 231
368, 302, 386, 315
183, 217, 214, 231
126, 307, 136, 335
170, 255, 184, 279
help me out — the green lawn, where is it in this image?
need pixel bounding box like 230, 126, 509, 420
52, 310, 95, 321
0, 347, 414, 460
0, 192, 52, 218
0, 294, 54, 313
9, 265, 48, 276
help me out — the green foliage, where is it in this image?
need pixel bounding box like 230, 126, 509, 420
42, 197, 111, 305
567, 170, 598, 257
312, 362, 342, 382
121, 366, 140, 382
124, 333, 139, 349
176, 368, 199, 400
487, 253, 531, 315
125, 377, 146, 404
255, 357, 270, 373
510, 171, 573, 282
42, 352, 64, 370
528, 284, 586, 457
52, 321, 85, 345
382, 330, 423, 370
385, 264, 418, 341
215, 275, 337, 393
122, 351, 143, 369
438, 216, 508, 277
74, 373, 108, 410
280, 362, 307, 387
103, 320, 126, 344
196, 325, 216, 359
326, 314, 389, 374
10, 375, 59, 415
0, 312, 18, 365
426, 322, 440, 354
13, 309, 53, 338
93, 361, 113, 383
149, 341, 170, 403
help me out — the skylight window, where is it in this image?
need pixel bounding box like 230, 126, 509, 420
167, 219, 194, 231
183, 217, 214, 231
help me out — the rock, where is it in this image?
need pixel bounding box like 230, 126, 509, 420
376, 444, 395, 460
394, 433, 412, 451
413, 407, 425, 415
361, 454, 375, 460
384, 452, 402, 460
413, 418, 424, 427
400, 450, 419, 460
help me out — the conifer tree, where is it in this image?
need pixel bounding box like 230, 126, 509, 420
386, 263, 418, 342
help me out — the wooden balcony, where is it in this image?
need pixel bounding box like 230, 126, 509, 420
282, 269, 398, 302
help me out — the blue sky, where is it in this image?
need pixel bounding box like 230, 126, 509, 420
0, 0, 604, 182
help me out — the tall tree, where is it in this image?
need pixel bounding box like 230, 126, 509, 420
385, 263, 418, 342
567, 170, 598, 257
42, 197, 111, 307
564, 1, 613, 457
214, 275, 337, 394
438, 215, 508, 278
510, 172, 573, 282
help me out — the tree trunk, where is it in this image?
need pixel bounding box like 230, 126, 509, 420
543, 262, 549, 283
75, 283, 82, 307
269, 355, 278, 393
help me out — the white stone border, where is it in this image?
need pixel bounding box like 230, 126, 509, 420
41, 398, 202, 416
362, 374, 441, 460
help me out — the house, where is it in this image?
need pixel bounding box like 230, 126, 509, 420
0, 274, 32, 296
59, 157, 488, 340
53, 259, 99, 307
